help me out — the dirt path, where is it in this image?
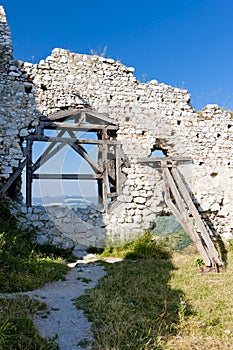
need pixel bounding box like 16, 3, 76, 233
24, 256, 106, 350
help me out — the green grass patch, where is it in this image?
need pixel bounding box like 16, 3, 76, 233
0, 295, 59, 349
74, 233, 186, 349
101, 231, 172, 260
0, 200, 69, 292
75, 233, 233, 350
0, 200, 71, 348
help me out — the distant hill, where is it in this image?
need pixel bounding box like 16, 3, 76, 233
32, 195, 98, 206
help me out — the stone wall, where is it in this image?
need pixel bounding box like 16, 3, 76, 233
1, 6, 233, 249
0, 6, 40, 196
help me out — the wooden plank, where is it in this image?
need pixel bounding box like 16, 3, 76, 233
27, 135, 121, 145
67, 129, 102, 173
26, 139, 33, 207
139, 157, 192, 163
170, 167, 223, 266
32, 143, 66, 173
102, 143, 109, 211
116, 144, 122, 196
43, 122, 118, 131
163, 167, 213, 266
107, 192, 118, 198
47, 108, 118, 126
0, 158, 27, 197
33, 174, 102, 180
48, 108, 83, 121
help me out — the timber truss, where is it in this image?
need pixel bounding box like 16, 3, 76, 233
0, 108, 127, 210
139, 157, 224, 271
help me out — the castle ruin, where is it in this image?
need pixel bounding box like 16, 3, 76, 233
1, 7, 233, 264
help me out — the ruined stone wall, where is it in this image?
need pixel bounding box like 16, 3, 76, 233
1, 6, 233, 249
0, 7, 40, 188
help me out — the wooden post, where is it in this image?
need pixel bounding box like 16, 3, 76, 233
97, 131, 103, 204
26, 139, 33, 207
116, 144, 122, 196
163, 167, 213, 266
102, 143, 109, 211
170, 167, 223, 266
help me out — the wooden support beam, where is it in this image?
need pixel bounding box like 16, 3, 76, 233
102, 143, 109, 211
163, 167, 213, 266
32, 143, 66, 173
116, 144, 122, 196
31, 130, 66, 172
0, 158, 27, 197
47, 108, 118, 126
43, 122, 118, 131
139, 157, 192, 162
67, 129, 102, 173
170, 167, 223, 266
26, 139, 33, 207
27, 135, 121, 145
33, 174, 102, 180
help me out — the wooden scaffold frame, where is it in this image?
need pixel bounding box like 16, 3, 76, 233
139, 157, 224, 271
0, 108, 127, 211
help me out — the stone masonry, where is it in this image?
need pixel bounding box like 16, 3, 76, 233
1, 6, 233, 250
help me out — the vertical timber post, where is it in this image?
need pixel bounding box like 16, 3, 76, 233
116, 144, 122, 196
97, 131, 103, 204
26, 139, 33, 207
102, 142, 108, 211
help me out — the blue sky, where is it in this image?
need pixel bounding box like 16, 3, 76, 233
2, 0, 233, 111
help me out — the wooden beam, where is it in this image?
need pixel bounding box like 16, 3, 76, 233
26, 139, 33, 207
139, 157, 192, 163
116, 144, 122, 196
47, 108, 118, 126
67, 129, 102, 173
43, 122, 118, 131
0, 158, 27, 197
163, 167, 213, 266
170, 167, 223, 266
32, 143, 66, 173
102, 143, 109, 211
33, 174, 102, 180
27, 135, 121, 145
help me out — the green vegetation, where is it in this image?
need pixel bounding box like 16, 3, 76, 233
0, 201, 69, 292
155, 215, 192, 251
75, 234, 233, 350
100, 231, 172, 260
0, 200, 71, 349
0, 296, 59, 349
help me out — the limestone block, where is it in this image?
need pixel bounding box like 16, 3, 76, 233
134, 197, 146, 204
36, 235, 49, 245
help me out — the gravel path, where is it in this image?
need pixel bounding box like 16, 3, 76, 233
25, 256, 106, 350
1, 254, 122, 349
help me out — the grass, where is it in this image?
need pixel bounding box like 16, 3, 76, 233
0, 200, 72, 349
0, 296, 59, 349
0, 200, 70, 292
74, 234, 233, 350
